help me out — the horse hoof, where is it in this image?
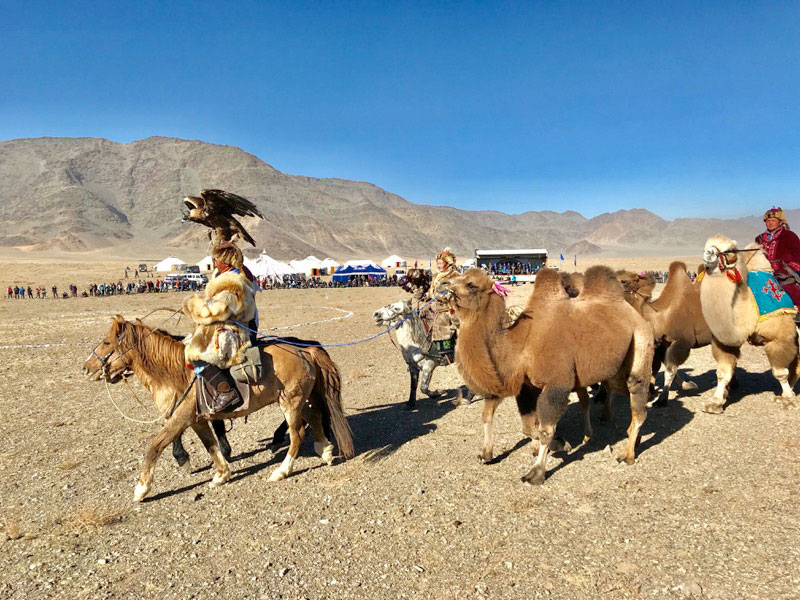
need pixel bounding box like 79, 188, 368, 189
210, 471, 231, 488
479, 451, 492, 464
777, 394, 798, 409
133, 483, 149, 503
549, 438, 571, 454
616, 451, 636, 465
653, 397, 669, 408
521, 467, 545, 485
702, 400, 725, 414
404, 402, 417, 411
268, 469, 288, 482
424, 390, 442, 399
681, 380, 698, 391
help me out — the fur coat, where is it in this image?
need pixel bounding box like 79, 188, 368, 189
183, 270, 256, 368
424, 267, 460, 341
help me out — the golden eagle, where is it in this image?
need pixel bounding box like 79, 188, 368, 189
182, 189, 264, 246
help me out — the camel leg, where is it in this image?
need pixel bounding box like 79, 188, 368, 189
516, 384, 539, 437
576, 387, 592, 442
406, 362, 419, 408
764, 337, 799, 403
705, 338, 739, 414
617, 374, 648, 464
521, 386, 569, 485
419, 358, 441, 399
655, 341, 692, 407
600, 386, 614, 422
480, 397, 502, 463
268, 396, 306, 482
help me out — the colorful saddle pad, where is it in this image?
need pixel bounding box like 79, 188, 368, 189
747, 271, 797, 319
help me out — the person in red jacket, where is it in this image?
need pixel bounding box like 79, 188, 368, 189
755, 207, 800, 308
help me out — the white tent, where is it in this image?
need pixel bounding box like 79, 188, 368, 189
154, 256, 188, 272
344, 259, 381, 269
250, 253, 296, 278
381, 255, 407, 269
197, 256, 214, 272
319, 258, 339, 275
289, 256, 323, 276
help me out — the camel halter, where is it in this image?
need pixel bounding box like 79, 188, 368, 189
704, 245, 760, 284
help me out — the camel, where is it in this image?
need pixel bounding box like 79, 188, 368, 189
616, 262, 712, 406
448, 266, 653, 484
84, 316, 353, 501
699, 235, 800, 413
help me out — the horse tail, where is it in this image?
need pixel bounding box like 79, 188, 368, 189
305, 347, 354, 459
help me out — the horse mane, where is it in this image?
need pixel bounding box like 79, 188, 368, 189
111, 317, 191, 391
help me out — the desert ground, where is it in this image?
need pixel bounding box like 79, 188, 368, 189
1, 253, 799, 599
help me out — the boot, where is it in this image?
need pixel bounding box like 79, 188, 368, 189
202, 365, 243, 412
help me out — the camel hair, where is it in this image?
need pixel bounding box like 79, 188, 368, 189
699, 235, 800, 413
448, 266, 654, 485
616, 262, 712, 406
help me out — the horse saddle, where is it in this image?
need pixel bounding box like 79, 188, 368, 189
197, 364, 251, 415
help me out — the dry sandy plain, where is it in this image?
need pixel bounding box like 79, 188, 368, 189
1, 253, 799, 599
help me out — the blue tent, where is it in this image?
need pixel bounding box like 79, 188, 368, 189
331, 264, 387, 282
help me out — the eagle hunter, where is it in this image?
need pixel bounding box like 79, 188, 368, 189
182, 189, 264, 246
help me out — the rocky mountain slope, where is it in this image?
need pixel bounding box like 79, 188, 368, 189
0, 137, 792, 258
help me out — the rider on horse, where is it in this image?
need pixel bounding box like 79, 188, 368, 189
183, 241, 262, 412
421, 247, 460, 364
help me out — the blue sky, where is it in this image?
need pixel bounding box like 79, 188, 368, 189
2, 1, 798, 219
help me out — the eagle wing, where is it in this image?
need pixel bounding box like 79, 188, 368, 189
200, 189, 264, 219
182, 189, 263, 246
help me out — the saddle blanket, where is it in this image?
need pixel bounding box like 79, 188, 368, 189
747, 271, 798, 319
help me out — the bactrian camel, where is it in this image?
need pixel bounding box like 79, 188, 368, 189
448, 266, 654, 484
617, 262, 712, 406
700, 235, 800, 413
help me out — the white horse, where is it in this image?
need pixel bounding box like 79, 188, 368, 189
373, 299, 455, 408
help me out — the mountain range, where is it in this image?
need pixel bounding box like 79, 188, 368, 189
0, 136, 793, 259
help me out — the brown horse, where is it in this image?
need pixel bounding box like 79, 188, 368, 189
83, 316, 354, 502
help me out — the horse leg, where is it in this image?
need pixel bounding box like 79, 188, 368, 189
268, 391, 306, 482
303, 403, 335, 466
134, 400, 195, 502
480, 396, 502, 463
406, 362, 419, 408
211, 419, 232, 461
705, 338, 739, 414
617, 373, 648, 464
521, 386, 569, 485
419, 358, 441, 399
193, 420, 232, 488
270, 419, 289, 452
655, 341, 692, 407
171, 435, 190, 469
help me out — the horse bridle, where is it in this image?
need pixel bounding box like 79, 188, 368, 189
88, 332, 133, 381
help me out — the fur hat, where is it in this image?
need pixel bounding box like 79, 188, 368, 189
763, 207, 787, 224
435, 247, 457, 268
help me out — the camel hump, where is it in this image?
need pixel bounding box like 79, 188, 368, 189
530, 268, 569, 302
578, 265, 624, 301
668, 261, 687, 277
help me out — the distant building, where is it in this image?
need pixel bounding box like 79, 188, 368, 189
474, 248, 548, 281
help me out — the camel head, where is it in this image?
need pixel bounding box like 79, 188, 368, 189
447, 268, 499, 318
616, 270, 655, 300
703, 234, 740, 276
